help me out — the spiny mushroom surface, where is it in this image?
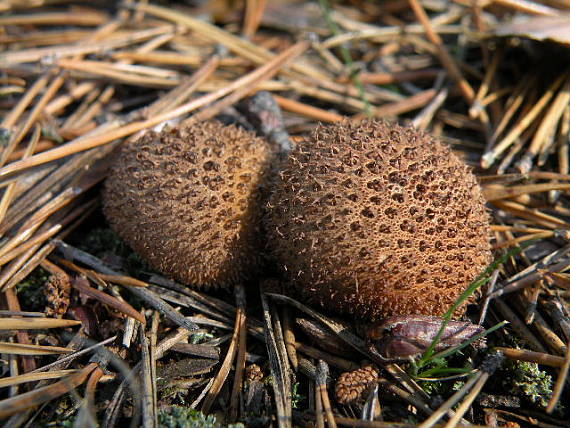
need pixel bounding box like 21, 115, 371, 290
266, 120, 492, 321
103, 121, 271, 288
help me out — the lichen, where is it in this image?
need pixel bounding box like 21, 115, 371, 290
157, 406, 245, 428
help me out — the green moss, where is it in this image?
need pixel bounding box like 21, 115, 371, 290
507, 361, 554, 409
16, 267, 49, 312
157, 406, 244, 428
79, 227, 149, 275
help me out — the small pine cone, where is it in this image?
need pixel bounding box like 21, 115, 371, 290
335, 365, 379, 405
245, 364, 264, 383
44, 272, 71, 318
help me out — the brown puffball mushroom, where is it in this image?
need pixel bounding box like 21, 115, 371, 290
103, 121, 271, 288
266, 119, 492, 321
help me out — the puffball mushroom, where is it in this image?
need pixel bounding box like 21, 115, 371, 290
103, 121, 271, 288
266, 119, 492, 321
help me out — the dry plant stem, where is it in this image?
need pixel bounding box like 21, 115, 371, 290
0, 123, 41, 229
0, 202, 95, 293
479, 269, 499, 325
201, 294, 243, 414
57, 59, 181, 88
274, 95, 344, 123
518, 75, 570, 173
368, 89, 437, 118
0, 318, 80, 330
4, 288, 36, 373
267, 294, 430, 404
189, 41, 309, 123
0, 342, 72, 355
0, 362, 98, 419
1, 72, 65, 165
413, 87, 448, 130
443, 373, 489, 428
261, 289, 292, 428
134, 2, 326, 80
494, 299, 547, 353
0, 188, 74, 259
6, 141, 55, 162
487, 76, 533, 149
547, 343, 570, 413
70, 276, 146, 325
493, 0, 558, 16
230, 285, 247, 422
495, 347, 566, 368
491, 200, 566, 230
482, 73, 566, 168
492, 231, 554, 249
243, 0, 267, 37
520, 304, 567, 355
296, 343, 358, 372
469, 49, 502, 119
0, 370, 80, 389
335, 419, 486, 428
376, 377, 433, 416
282, 307, 298, 371
0, 41, 307, 183
52, 241, 198, 331
353, 69, 440, 85
139, 324, 157, 428
0, 162, 104, 261
0, 200, 97, 266
418, 373, 480, 428
483, 182, 570, 201
407, 0, 474, 103
129, 53, 222, 138
1, 73, 49, 130
0, 10, 107, 26
85, 366, 105, 419
317, 361, 337, 428
315, 378, 325, 428
0, 142, 114, 234
0, 25, 174, 65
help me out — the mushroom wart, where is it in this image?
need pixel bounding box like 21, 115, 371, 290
103, 121, 272, 288
266, 119, 492, 321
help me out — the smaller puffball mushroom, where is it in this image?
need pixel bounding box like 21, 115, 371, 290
265, 119, 492, 321
103, 121, 272, 288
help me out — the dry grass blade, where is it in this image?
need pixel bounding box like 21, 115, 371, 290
139, 323, 157, 428
407, 0, 474, 103
53, 240, 198, 331
0, 369, 79, 389
496, 347, 566, 367
0, 342, 73, 355
483, 182, 570, 201
200, 289, 244, 413
0, 318, 81, 330
0, 41, 307, 183
3, 0, 570, 424
0, 362, 98, 419
134, 2, 326, 80
0, 25, 175, 65
417, 374, 480, 428
261, 286, 292, 428
317, 360, 337, 428
229, 285, 247, 421
547, 344, 570, 413
482, 73, 567, 168
29, 336, 117, 374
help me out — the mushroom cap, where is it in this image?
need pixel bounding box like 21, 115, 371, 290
266, 120, 492, 321
103, 121, 271, 288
